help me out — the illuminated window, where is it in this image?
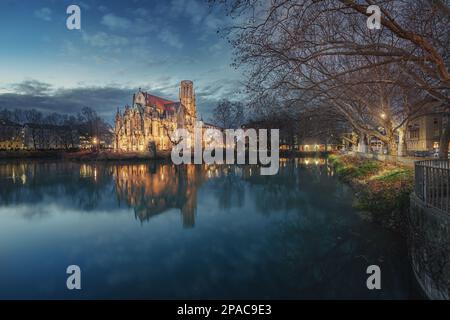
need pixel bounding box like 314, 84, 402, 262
409, 125, 420, 139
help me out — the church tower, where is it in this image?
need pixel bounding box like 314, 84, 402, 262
179, 80, 196, 118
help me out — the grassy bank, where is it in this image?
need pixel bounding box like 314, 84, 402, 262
329, 154, 413, 235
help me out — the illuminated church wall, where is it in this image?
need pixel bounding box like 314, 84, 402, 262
114, 81, 197, 153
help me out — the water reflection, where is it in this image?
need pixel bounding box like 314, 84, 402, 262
0, 158, 420, 299
0, 158, 335, 227
114, 164, 205, 227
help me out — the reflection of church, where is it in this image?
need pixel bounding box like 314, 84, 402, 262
114, 163, 207, 227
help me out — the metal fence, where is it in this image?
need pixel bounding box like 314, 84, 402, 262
414, 160, 450, 213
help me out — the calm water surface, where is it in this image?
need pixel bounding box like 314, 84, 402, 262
0, 158, 420, 299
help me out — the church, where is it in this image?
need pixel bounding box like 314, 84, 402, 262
114, 80, 197, 152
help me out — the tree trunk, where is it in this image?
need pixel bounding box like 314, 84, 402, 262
385, 133, 398, 156
439, 110, 450, 159
397, 126, 407, 157
358, 134, 367, 153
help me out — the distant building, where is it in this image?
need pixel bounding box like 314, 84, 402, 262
78, 128, 114, 150
406, 114, 449, 152
79, 132, 93, 150
0, 119, 24, 150
280, 135, 298, 151
369, 136, 384, 153
297, 137, 340, 152
341, 113, 449, 155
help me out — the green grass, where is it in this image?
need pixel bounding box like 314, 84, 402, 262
329, 155, 414, 234
354, 161, 380, 177
371, 168, 413, 182
329, 155, 380, 179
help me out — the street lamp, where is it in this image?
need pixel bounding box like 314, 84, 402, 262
92, 137, 98, 151
380, 112, 386, 119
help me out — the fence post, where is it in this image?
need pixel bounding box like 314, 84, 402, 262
414, 160, 450, 213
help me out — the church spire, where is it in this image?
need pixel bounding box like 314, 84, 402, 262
115, 108, 122, 120
179, 80, 196, 117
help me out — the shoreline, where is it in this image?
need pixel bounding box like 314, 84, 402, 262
0, 150, 171, 161
328, 154, 414, 236
0, 149, 332, 161
329, 154, 429, 299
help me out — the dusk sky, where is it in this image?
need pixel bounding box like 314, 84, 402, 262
0, 0, 242, 121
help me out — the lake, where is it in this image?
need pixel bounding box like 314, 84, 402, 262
0, 158, 420, 299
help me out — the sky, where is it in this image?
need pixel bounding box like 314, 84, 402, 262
0, 0, 242, 121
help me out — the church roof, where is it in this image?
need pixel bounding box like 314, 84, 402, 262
164, 102, 182, 113
144, 93, 176, 111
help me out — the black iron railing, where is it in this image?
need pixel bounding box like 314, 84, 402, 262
414, 160, 450, 213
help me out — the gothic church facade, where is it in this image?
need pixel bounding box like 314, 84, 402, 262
114, 80, 197, 152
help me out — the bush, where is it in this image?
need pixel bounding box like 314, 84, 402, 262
356, 179, 413, 233
329, 155, 413, 234
330, 155, 380, 179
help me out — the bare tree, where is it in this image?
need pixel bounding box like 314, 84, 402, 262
210, 99, 245, 129
212, 0, 450, 157
78, 107, 112, 149
24, 109, 43, 150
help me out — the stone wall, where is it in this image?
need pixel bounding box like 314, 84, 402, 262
409, 193, 450, 300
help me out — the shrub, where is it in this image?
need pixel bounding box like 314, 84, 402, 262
329, 155, 414, 234
330, 155, 380, 179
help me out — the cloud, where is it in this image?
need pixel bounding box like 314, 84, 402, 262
132, 18, 157, 34
34, 7, 52, 21
98, 5, 109, 13
0, 81, 136, 120
82, 32, 129, 48
157, 29, 183, 49
204, 14, 223, 33
100, 13, 155, 35
60, 40, 81, 57
0, 79, 237, 123
168, 0, 224, 34
182, 0, 205, 25
208, 41, 225, 54
170, 0, 206, 25
194, 79, 242, 119
131, 8, 149, 17
0, 80, 197, 121
196, 79, 241, 100
78, 2, 91, 10
12, 80, 52, 96
101, 13, 132, 30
